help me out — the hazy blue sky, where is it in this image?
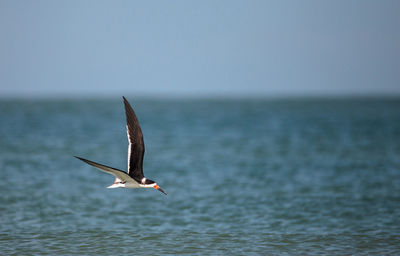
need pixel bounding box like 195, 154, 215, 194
1, 0, 399, 97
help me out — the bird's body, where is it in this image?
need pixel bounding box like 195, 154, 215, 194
75, 97, 166, 195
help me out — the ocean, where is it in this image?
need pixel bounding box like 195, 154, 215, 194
0, 97, 399, 255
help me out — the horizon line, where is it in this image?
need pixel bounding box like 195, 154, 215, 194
1, 91, 400, 101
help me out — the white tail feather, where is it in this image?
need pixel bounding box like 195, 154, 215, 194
107, 183, 125, 188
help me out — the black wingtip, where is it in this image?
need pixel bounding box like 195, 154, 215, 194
122, 96, 130, 107
74, 156, 85, 162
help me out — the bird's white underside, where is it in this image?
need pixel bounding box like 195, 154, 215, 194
107, 180, 157, 189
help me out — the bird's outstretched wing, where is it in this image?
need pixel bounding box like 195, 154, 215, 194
123, 96, 145, 182
74, 156, 132, 182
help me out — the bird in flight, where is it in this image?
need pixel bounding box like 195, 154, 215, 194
75, 96, 167, 195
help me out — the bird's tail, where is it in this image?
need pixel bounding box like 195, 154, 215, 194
107, 178, 125, 188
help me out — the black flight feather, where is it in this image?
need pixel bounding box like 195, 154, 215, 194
123, 96, 145, 182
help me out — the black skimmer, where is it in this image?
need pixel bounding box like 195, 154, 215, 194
75, 96, 167, 195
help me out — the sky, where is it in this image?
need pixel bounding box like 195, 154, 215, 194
0, 0, 399, 98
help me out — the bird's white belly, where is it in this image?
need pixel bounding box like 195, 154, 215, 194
125, 181, 141, 188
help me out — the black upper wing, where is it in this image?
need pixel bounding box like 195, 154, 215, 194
123, 96, 145, 181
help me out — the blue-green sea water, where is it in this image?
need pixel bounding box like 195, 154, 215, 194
1, 98, 399, 255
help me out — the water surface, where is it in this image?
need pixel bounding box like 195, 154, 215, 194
1, 98, 399, 255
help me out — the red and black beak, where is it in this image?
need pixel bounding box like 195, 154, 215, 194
154, 185, 167, 195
